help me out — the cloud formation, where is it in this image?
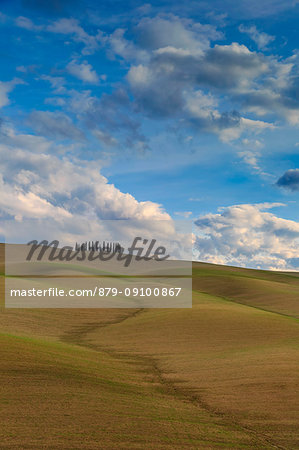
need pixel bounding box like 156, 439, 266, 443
276, 169, 299, 191
99, 15, 296, 140
15, 15, 43, 31
2, 5, 299, 269
47, 18, 101, 54
238, 24, 275, 49
11, 12, 299, 144
0, 123, 170, 244
27, 111, 85, 141
0, 79, 22, 108
194, 203, 299, 270
66, 60, 99, 83
68, 88, 149, 153
203, 0, 299, 19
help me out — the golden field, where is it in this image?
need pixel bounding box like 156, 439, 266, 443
0, 244, 298, 449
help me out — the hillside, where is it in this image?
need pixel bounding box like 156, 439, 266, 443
0, 244, 298, 449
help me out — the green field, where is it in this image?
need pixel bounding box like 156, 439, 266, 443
0, 244, 298, 449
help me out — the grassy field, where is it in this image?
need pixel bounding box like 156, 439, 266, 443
0, 244, 298, 449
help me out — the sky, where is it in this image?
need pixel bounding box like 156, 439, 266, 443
0, 0, 299, 270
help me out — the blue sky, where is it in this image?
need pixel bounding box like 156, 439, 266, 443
0, 0, 299, 269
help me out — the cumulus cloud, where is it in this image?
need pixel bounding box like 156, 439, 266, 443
194, 203, 299, 270
127, 41, 269, 111
0, 79, 22, 109
131, 46, 232, 117
68, 88, 149, 153
238, 85, 299, 125
97, 15, 298, 139
0, 124, 172, 245
134, 15, 223, 55
101, 28, 148, 62
0, 174, 72, 222
122, 23, 283, 139
101, 15, 222, 62
47, 18, 100, 54
276, 169, 299, 191
183, 90, 274, 141
239, 24, 275, 49
27, 111, 85, 141
0, 123, 52, 153
12, 12, 299, 145
66, 60, 99, 83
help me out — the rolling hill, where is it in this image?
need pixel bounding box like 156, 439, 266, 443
0, 244, 298, 449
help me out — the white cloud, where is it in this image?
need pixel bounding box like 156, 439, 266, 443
65, 88, 148, 154
101, 15, 223, 62
15, 16, 43, 32
134, 15, 223, 55
0, 175, 71, 222
47, 18, 101, 55
68, 89, 95, 113
67, 60, 99, 83
175, 211, 192, 218
27, 111, 85, 141
228, 0, 299, 18
239, 24, 275, 49
240, 83, 299, 125
219, 117, 274, 142
238, 150, 261, 172
93, 129, 118, 147
40, 75, 66, 94
14, 16, 101, 55
127, 64, 150, 86
194, 203, 299, 270
0, 79, 22, 109
0, 124, 52, 153
102, 28, 148, 61
182, 90, 274, 142
241, 138, 263, 148
0, 125, 173, 245
238, 139, 265, 173
13, 13, 299, 145
124, 34, 281, 139
107, 16, 299, 137
17, 64, 39, 74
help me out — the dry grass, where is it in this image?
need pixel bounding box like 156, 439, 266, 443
192, 262, 299, 318
87, 293, 299, 448
0, 244, 298, 448
3, 333, 257, 449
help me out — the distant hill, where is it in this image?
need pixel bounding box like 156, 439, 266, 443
193, 261, 299, 318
